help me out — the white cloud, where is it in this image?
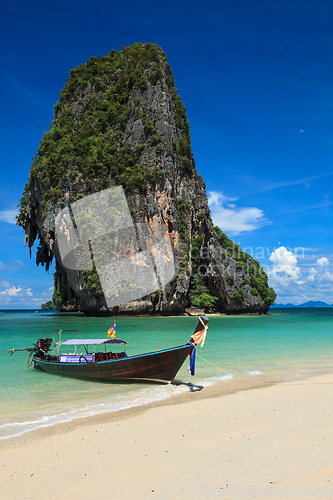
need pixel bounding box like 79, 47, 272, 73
268, 248, 333, 304
208, 191, 269, 235
0, 209, 18, 224
1, 286, 22, 297
308, 267, 317, 282
208, 191, 237, 206
263, 172, 333, 193
0, 282, 55, 309
269, 246, 303, 285
307, 256, 333, 285
0, 258, 26, 271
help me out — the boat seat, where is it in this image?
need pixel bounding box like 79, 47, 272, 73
94, 351, 127, 361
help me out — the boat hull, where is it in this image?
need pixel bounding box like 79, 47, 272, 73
33, 344, 193, 383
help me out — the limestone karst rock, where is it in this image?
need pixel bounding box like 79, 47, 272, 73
17, 43, 276, 315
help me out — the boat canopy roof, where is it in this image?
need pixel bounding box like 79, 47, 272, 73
60, 338, 128, 346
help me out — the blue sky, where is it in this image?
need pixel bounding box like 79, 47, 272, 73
1, 0, 333, 307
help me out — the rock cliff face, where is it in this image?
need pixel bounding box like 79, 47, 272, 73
17, 43, 276, 315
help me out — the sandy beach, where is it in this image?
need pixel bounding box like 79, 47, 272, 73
1, 374, 333, 499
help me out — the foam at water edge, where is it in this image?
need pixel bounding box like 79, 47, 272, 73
195, 374, 234, 387
0, 382, 190, 440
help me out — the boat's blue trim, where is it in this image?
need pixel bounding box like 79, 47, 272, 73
34, 344, 190, 366
96, 344, 189, 365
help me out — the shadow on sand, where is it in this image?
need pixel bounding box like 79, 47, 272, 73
172, 381, 204, 392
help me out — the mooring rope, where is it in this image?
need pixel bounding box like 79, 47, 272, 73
195, 353, 263, 383
196, 353, 333, 386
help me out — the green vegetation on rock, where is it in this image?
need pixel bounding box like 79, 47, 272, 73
176, 197, 189, 241
231, 290, 245, 303
17, 42, 194, 225
41, 300, 57, 310
214, 225, 276, 307
83, 269, 103, 296
188, 237, 219, 310
52, 273, 62, 309
189, 273, 218, 310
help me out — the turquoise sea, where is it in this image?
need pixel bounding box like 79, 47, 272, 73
1, 308, 333, 440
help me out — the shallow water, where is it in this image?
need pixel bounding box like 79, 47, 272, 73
1, 308, 332, 439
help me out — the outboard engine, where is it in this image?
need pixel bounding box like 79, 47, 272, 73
34, 338, 53, 358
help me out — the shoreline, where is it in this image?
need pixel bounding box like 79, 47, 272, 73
0, 309, 271, 317
1, 372, 333, 499
0, 374, 277, 450
2, 363, 332, 450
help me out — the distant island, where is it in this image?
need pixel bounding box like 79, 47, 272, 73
271, 300, 333, 308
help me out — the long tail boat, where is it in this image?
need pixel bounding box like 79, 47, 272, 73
8, 316, 209, 384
